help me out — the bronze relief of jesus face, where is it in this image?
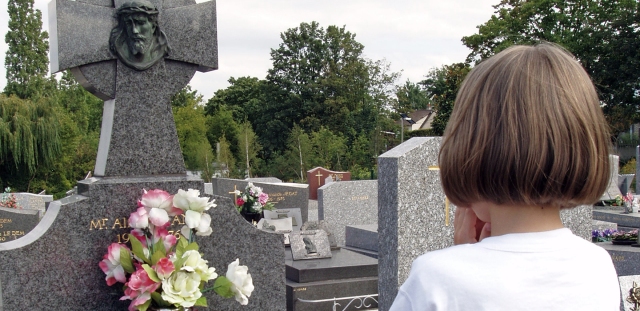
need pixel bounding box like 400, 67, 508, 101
109, 0, 170, 70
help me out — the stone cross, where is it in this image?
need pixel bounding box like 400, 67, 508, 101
49, 0, 218, 177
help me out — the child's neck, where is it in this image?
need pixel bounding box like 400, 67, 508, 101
488, 203, 564, 236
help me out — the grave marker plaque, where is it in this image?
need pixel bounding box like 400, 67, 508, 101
0, 207, 39, 242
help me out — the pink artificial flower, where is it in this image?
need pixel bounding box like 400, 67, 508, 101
99, 243, 130, 286
129, 207, 149, 229
152, 226, 177, 250
258, 192, 269, 206
236, 197, 245, 206
121, 267, 160, 308
154, 257, 175, 279
148, 207, 170, 228
140, 189, 183, 216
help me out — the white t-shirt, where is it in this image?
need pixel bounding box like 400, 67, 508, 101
390, 228, 620, 311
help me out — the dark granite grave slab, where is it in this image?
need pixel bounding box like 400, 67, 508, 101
211, 178, 309, 222
342, 246, 378, 259
287, 276, 378, 311
593, 210, 640, 229
286, 248, 377, 283
0, 176, 285, 310
346, 224, 378, 252
598, 242, 640, 276
0, 207, 39, 242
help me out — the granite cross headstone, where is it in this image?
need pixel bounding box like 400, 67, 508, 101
49, 0, 218, 176
377, 137, 593, 311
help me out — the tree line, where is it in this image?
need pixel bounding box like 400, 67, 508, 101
3, 0, 639, 197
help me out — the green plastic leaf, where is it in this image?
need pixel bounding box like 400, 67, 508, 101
151, 292, 171, 307
153, 238, 166, 255
176, 234, 188, 257
214, 276, 235, 299
173, 256, 186, 270
151, 250, 166, 266
195, 296, 208, 307
185, 241, 199, 252
120, 247, 135, 274
129, 234, 150, 264
142, 264, 161, 283
137, 299, 150, 311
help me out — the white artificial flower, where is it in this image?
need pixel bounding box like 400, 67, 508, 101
173, 189, 216, 213
161, 271, 202, 308
195, 213, 212, 236
180, 250, 218, 281
184, 210, 202, 229
226, 259, 254, 305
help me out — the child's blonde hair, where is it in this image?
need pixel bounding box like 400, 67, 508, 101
439, 43, 611, 208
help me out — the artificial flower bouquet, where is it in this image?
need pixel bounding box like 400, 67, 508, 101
234, 183, 275, 214
100, 189, 254, 311
611, 229, 638, 242
0, 187, 19, 209
592, 228, 618, 242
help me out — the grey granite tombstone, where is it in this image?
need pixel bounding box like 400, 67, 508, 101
0, 179, 285, 310
0, 207, 39, 242
247, 177, 283, 183
211, 178, 310, 222
602, 154, 623, 200
0, 0, 286, 309
204, 182, 213, 195
12, 193, 53, 218
377, 137, 594, 311
318, 180, 377, 246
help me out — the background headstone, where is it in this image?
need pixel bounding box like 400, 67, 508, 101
12, 193, 53, 218
247, 177, 283, 183
204, 182, 213, 195
377, 137, 595, 311
0, 177, 286, 310
318, 180, 377, 246
306, 167, 351, 200
0, 207, 39, 242
602, 154, 623, 200
210, 178, 309, 222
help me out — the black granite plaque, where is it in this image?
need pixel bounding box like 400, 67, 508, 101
0, 207, 39, 242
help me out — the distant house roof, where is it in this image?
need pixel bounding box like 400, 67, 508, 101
399, 109, 436, 130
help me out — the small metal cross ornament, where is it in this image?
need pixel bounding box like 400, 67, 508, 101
316, 172, 323, 184
229, 185, 238, 202
428, 165, 450, 226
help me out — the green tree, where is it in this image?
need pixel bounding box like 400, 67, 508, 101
396, 80, 430, 113
216, 135, 235, 178
172, 86, 214, 174
310, 127, 347, 170
4, 0, 53, 99
237, 121, 261, 178
283, 124, 313, 181
421, 63, 471, 135
462, 0, 640, 134
0, 95, 61, 190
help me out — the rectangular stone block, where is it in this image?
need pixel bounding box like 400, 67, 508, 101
318, 180, 377, 246
345, 224, 378, 252
286, 248, 377, 283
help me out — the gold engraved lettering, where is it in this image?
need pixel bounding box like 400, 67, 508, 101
293, 287, 307, 292
171, 214, 185, 226
117, 233, 130, 244
90, 219, 103, 230
351, 196, 369, 201
112, 217, 128, 229
612, 255, 625, 262
0, 237, 5, 242
0, 218, 12, 223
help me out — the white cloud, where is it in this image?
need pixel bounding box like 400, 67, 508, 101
0, 0, 496, 100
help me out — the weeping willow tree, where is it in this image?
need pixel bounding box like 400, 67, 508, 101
0, 95, 61, 188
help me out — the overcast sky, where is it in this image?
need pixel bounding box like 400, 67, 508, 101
0, 0, 498, 101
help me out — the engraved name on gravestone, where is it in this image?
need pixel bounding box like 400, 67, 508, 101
49, 0, 218, 176
13, 192, 54, 218
0, 207, 39, 242
318, 180, 377, 246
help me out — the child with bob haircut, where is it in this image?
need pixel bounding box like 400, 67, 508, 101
389, 43, 620, 310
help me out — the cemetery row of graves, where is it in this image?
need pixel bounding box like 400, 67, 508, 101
2, 141, 640, 310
